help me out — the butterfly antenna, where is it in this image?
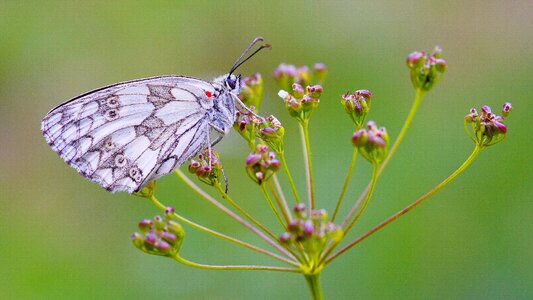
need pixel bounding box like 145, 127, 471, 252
229, 37, 271, 75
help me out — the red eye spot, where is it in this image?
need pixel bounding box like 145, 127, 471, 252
205, 91, 213, 98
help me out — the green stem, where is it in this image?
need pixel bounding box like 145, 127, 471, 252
261, 184, 287, 229
147, 195, 298, 266
300, 121, 315, 210
382, 88, 425, 172
304, 274, 323, 300
278, 153, 301, 204
331, 148, 359, 222
268, 180, 292, 224
351, 89, 426, 212
173, 255, 301, 273
343, 162, 380, 234
174, 170, 298, 261
214, 183, 278, 240
326, 145, 483, 264
319, 162, 379, 265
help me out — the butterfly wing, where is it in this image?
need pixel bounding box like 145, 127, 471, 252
41, 75, 216, 193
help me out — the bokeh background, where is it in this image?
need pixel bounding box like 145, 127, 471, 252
1, 1, 532, 299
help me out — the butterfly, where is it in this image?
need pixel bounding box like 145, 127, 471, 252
41, 37, 270, 193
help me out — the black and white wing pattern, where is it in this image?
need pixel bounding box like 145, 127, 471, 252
41, 76, 217, 193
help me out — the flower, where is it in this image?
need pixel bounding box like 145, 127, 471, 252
131, 215, 185, 257
340, 89, 373, 127
464, 103, 512, 147
245, 144, 281, 185
406, 46, 447, 92
352, 121, 390, 164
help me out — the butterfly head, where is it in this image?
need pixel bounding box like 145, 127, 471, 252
213, 73, 242, 95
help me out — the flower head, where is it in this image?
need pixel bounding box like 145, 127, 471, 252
280, 204, 343, 255
256, 115, 285, 154
132, 214, 185, 257
239, 73, 263, 111
188, 149, 223, 186
340, 89, 373, 127
352, 121, 389, 164
278, 83, 324, 123
406, 46, 447, 92
245, 144, 281, 185
273, 63, 327, 95
464, 102, 512, 147
234, 110, 262, 148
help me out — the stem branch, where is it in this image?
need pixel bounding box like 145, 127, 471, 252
174, 170, 297, 261
147, 195, 297, 266
173, 255, 301, 273
332, 148, 358, 222
300, 121, 315, 210
326, 145, 483, 263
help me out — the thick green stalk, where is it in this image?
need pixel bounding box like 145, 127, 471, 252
304, 274, 323, 300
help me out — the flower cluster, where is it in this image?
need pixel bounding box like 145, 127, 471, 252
464, 102, 512, 147
245, 144, 281, 185
279, 204, 343, 255
406, 46, 447, 92
239, 73, 263, 111
188, 150, 223, 186
131, 210, 185, 257
352, 121, 390, 164
127, 43, 514, 300
278, 84, 324, 123
273, 63, 327, 91
256, 115, 285, 154
340, 89, 373, 128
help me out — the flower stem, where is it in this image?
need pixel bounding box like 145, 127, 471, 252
300, 121, 315, 210
148, 195, 298, 266
261, 184, 288, 229
326, 145, 483, 264
331, 148, 359, 222
174, 170, 298, 261
214, 183, 278, 240
382, 88, 425, 172
268, 179, 292, 223
147, 194, 297, 266
342, 162, 380, 233
352, 88, 426, 210
278, 152, 301, 204
304, 273, 323, 300
173, 255, 301, 273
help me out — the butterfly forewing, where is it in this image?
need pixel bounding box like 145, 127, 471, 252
41, 76, 217, 193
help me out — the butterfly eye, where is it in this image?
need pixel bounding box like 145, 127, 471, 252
228, 79, 236, 89
226, 76, 237, 89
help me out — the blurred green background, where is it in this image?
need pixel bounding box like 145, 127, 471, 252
1, 1, 532, 299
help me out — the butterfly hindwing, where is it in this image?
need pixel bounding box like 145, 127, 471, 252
41, 76, 216, 193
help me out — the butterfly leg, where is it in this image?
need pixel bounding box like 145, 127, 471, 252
231, 93, 265, 122
208, 124, 229, 193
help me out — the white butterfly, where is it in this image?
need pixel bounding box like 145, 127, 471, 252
41, 37, 269, 193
